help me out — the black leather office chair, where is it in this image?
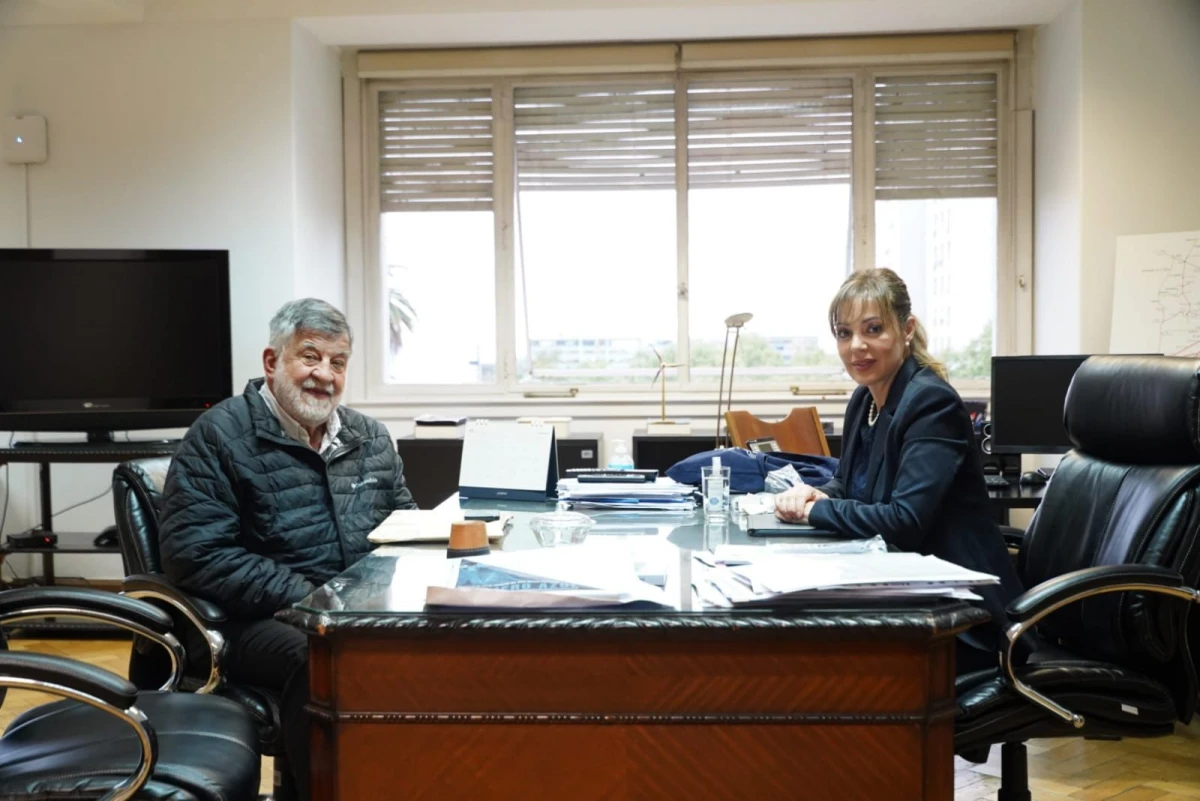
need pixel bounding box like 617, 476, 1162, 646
111, 457, 292, 800
956, 355, 1200, 801
0, 586, 260, 800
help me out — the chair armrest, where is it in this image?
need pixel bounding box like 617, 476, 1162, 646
0, 586, 186, 694
123, 574, 227, 694
0, 586, 172, 633
0, 652, 157, 800
1006, 564, 1187, 622
123, 574, 227, 625
1000, 564, 1199, 730
0, 651, 137, 709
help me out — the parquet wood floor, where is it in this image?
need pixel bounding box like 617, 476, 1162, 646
1, 638, 1195, 800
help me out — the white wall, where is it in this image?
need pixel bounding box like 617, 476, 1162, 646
291, 21, 345, 306
0, 20, 344, 580
1077, 0, 1200, 353
0, 0, 1077, 48
1033, 0, 1200, 355
0, 21, 298, 384
1032, 0, 1083, 354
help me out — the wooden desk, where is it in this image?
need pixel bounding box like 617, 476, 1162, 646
282, 503, 987, 801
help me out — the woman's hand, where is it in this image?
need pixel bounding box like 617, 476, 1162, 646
774, 484, 828, 523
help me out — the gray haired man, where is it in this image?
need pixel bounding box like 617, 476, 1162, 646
159, 298, 416, 800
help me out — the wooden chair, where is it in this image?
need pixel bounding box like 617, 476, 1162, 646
724, 407, 831, 456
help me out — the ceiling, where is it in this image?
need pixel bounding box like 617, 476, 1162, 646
1, 0, 1076, 46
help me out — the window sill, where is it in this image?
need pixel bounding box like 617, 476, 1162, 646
347, 382, 989, 423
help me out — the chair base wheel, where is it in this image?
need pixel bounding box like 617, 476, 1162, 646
273, 753, 296, 801
999, 742, 1031, 801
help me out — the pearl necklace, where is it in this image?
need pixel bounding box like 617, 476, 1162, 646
867, 399, 879, 426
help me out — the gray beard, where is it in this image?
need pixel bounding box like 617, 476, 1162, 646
274, 375, 338, 427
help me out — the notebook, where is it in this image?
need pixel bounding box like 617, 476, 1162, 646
745, 513, 850, 538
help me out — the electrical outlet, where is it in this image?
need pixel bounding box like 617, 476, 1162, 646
3, 115, 48, 165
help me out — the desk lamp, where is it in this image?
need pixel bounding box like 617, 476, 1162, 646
714, 312, 753, 448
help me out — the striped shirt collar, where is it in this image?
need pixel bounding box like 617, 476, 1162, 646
258, 380, 342, 455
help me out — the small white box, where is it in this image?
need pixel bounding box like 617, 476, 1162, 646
3, 116, 48, 164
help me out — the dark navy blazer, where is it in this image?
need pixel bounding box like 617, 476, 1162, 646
808, 357, 1024, 652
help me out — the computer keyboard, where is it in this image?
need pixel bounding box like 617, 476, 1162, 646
984, 474, 1012, 489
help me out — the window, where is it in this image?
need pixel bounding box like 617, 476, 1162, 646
513, 84, 677, 384
379, 88, 497, 385
359, 41, 1014, 398
873, 74, 998, 380
687, 77, 853, 385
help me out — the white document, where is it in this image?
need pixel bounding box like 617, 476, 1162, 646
729, 552, 999, 595
691, 551, 999, 608
368, 495, 511, 544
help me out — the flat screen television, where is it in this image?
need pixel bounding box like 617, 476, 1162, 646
0, 249, 232, 441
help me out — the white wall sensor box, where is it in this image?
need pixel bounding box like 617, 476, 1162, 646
3, 116, 48, 165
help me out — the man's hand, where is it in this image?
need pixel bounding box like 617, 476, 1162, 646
774, 484, 828, 523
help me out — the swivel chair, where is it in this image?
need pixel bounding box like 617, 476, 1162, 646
0, 586, 260, 800
112, 457, 293, 799
956, 355, 1200, 800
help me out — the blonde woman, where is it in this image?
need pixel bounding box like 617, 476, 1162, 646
775, 268, 1023, 672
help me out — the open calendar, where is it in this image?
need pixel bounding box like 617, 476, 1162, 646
458, 419, 559, 502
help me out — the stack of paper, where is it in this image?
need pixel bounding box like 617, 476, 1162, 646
555, 477, 696, 511
692, 551, 999, 608
708, 536, 888, 565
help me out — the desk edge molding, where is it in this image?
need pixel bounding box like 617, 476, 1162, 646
278, 604, 989, 638
303, 706, 960, 726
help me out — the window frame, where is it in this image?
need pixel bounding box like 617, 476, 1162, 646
346, 48, 1021, 410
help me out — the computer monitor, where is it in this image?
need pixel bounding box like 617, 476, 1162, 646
989, 355, 1089, 454
0, 249, 232, 441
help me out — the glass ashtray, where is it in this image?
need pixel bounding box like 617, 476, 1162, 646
529, 511, 594, 547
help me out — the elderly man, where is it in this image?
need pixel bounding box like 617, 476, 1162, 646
159, 298, 415, 800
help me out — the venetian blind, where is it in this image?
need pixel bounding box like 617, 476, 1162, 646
687, 76, 854, 189
874, 74, 998, 200
514, 84, 676, 190
378, 88, 494, 211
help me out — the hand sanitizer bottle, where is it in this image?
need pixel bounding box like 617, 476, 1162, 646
703, 455, 730, 519
608, 439, 634, 470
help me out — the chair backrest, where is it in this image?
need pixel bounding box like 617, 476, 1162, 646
111, 457, 173, 576
1020, 356, 1200, 698
724, 407, 831, 456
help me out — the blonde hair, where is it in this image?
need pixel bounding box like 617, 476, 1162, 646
828, 267, 947, 381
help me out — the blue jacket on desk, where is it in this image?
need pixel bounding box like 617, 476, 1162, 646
807, 356, 1025, 653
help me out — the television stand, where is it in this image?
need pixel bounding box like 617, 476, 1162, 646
0, 439, 180, 585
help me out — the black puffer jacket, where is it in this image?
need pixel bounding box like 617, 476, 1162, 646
159, 379, 416, 619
